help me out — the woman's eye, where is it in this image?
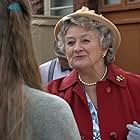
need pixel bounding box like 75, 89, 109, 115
66, 41, 75, 46
82, 39, 90, 43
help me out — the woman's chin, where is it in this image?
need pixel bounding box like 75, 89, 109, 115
72, 64, 85, 70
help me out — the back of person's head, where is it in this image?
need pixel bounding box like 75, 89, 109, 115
0, 0, 42, 139
54, 40, 67, 58
0, 0, 42, 89
54, 41, 72, 69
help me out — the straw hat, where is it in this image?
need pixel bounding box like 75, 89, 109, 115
54, 6, 121, 51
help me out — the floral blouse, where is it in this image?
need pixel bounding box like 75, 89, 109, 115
86, 93, 101, 140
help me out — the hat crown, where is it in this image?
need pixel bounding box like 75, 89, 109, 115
54, 6, 121, 51
75, 6, 95, 14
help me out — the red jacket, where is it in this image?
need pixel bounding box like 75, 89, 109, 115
45, 64, 140, 140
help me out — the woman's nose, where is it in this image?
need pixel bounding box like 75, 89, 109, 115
74, 42, 83, 51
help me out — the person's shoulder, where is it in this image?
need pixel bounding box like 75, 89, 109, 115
39, 60, 51, 69
124, 71, 140, 85
115, 65, 140, 86
110, 64, 140, 82
24, 85, 80, 140
39, 58, 58, 84
24, 85, 69, 109
125, 71, 140, 79
109, 64, 140, 90
39, 58, 57, 69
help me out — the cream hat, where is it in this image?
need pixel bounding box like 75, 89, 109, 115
54, 6, 121, 51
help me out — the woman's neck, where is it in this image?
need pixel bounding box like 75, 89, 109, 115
78, 64, 107, 85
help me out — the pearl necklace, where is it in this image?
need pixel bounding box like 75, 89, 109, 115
78, 66, 107, 86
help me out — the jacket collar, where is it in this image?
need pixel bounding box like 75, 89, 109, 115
107, 64, 126, 87
59, 69, 79, 90
59, 64, 127, 90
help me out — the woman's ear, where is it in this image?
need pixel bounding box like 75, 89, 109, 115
101, 49, 108, 58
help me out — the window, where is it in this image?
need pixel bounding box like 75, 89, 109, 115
127, 0, 140, 4
103, 0, 122, 5
44, 0, 73, 16
127, 0, 140, 2
101, 0, 140, 11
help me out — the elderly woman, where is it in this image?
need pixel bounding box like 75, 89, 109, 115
0, 0, 81, 140
46, 6, 140, 140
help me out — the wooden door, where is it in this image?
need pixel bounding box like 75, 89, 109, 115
100, 0, 140, 74
115, 23, 140, 74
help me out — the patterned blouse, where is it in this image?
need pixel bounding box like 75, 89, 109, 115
86, 93, 101, 140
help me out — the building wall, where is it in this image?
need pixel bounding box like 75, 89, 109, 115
31, 15, 60, 65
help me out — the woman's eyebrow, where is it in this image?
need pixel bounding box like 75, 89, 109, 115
66, 34, 89, 39
65, 36, 75, 41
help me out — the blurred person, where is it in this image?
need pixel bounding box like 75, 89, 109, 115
0, 0, 81, 140
46, 6, 140, 140
40, 41, 72, 85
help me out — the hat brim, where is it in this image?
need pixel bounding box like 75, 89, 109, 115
54, 10, 121, 51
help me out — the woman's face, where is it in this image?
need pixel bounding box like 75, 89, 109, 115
64, 25, 106, 70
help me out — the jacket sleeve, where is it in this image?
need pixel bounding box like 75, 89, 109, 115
125, 72, 140, 122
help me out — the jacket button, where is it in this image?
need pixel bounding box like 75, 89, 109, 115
106, 86, 111, 93
110, 132, 118, 140
81, 136, 86, 140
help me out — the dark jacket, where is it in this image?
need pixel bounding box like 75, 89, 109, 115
45, 64, 140, 140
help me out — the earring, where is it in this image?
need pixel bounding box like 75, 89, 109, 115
101, 54, 106, 58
